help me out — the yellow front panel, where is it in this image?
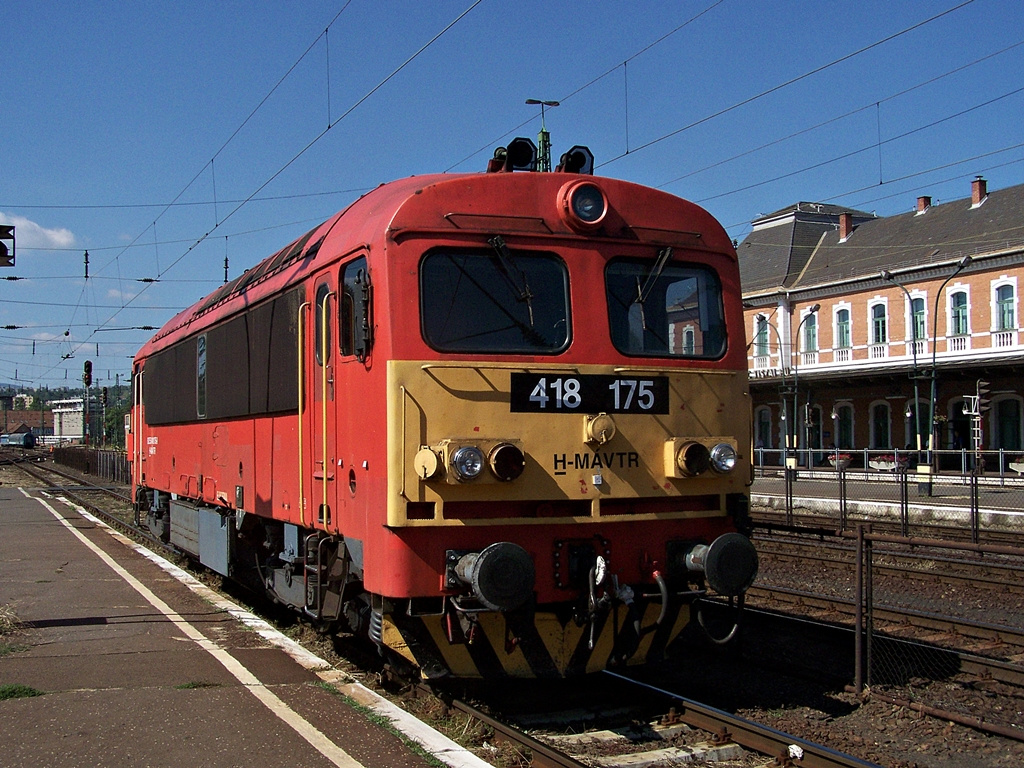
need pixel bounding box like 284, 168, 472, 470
386, 360, 750, 526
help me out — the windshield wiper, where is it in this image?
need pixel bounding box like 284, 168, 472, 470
488, 235, 535, 326
632, 246, 672, 330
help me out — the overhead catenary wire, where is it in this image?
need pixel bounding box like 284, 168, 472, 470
25, 1, 482, 387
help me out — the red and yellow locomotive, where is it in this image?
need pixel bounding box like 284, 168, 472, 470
128, 140, 757, 678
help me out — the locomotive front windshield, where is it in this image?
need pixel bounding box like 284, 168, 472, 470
606, 258, 726, 358
420, 248, 570, 353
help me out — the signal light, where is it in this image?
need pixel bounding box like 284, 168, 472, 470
556, 145, 595, 175
976, 379, 991, 413
101, 387, 108, 406
502, 137, 537, 172
83, 360, 93, 387
0, 225, 14, 268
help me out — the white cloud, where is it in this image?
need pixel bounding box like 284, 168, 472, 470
0, 212, 75, 249
106, 287, 142, 302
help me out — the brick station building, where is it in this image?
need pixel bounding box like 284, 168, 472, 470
739, 176, 1024, 468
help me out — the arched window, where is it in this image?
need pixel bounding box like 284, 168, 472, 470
683, 326, 696, 356
994, 397, 1022, 452
997, 284, 1016, 331
871, 304, 887, 344
911, 297, 926, 342
754, 315, 769, 357
871, 402, 890, 449
950, 291, 969, 336
803, 313, 818, 352
835, 404, 854, 449
755, 406, 772, 450
835, 308, 851, 348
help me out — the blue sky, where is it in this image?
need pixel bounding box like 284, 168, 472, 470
3, 0, 1022, 393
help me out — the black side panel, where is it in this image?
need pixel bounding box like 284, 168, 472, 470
207, 314, 250, 420
267, 288, 301, 413
144, 339, 197, 425
142, 287, 301, 426
248, 300, 274, 415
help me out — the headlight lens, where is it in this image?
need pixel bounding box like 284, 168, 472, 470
488, 443, 525, 482
710, 443, 737, 473
571, 183, 606, 223
451, 446, 485, 481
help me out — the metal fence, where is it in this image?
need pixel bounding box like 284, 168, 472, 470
755, 446, 1024, 480
751, 447, 1024, 541
852, 529, 1024, 738
53, 446, 130, 486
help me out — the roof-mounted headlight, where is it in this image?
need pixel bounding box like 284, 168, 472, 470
451, 446, 485, 481
558, 180, 607, 231
709, 443, 737, 474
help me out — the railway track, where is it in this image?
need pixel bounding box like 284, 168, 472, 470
756, 534, 1024, 596
427, 670, 880, 768
752, 504, 1024, 547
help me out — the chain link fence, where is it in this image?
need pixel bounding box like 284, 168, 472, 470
855, 530, 1024, 737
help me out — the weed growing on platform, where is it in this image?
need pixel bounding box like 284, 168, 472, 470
0, 604, 17, 635
0, 684, 43, 701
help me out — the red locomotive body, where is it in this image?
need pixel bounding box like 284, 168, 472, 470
129, 142, 757, 678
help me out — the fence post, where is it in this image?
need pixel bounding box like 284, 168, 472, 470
854, 524, 866, 693
865, 528, 874, 688
971, 468, 980, 544
784, 462, 794, 526
900, 468, 909, 537
839, 465, 848, 532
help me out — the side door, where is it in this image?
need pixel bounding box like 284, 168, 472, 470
307, 273, 338, 531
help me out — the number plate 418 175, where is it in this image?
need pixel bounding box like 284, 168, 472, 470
509, 373, 669, 414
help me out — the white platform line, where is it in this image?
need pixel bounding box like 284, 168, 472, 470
26, 489, 362, 768
32, 489, 493, 768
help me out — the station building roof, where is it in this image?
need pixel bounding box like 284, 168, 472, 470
738, 179, 1024, 296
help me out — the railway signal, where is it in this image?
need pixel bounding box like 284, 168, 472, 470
83, 360, 92, 387
0, 225, 14, 268
976, 379, 991, 413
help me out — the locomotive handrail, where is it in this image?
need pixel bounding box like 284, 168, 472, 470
297, 300, 310, 525
321, 289, 336, 531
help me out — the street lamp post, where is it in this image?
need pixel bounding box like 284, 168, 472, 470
792, 304, 821, 470
925, 256, 973, 494
881, 269, 927, 494
525, 99, 559, 172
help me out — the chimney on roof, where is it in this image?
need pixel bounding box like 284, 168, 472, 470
916, 195, 931, 214
839, 212, 853, 241
972, 176, 987, 207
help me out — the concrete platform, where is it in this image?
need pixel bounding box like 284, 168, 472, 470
0, 486, 491, 768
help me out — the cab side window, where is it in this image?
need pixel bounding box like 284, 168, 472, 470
340, 257, 372, 361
